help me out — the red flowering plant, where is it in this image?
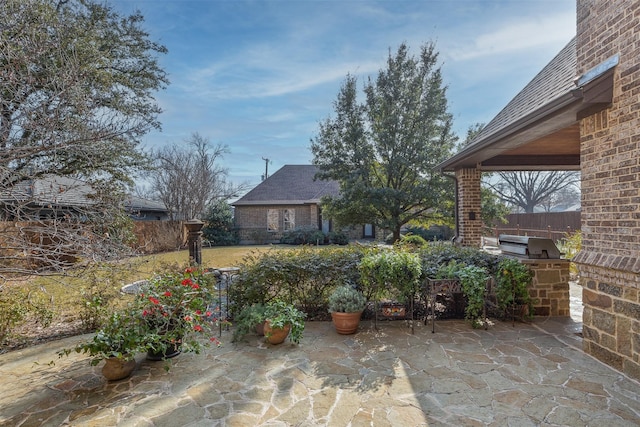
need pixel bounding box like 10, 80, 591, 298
135, 267, 221, 360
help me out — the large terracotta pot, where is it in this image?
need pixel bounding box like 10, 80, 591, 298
263, 321, 291, 345
331, 311, 363, 335
102, 357, 136, 381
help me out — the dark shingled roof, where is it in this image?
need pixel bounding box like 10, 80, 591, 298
232, 165, 340, 206
469, 37, 577, 146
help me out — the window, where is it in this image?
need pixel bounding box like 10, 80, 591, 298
283, 209, 295, 231
267, 209, 279, 231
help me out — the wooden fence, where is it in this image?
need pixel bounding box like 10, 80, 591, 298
485, 211, 581, 244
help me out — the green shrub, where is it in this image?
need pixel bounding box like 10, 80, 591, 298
398, 234, 428, 249
75, 264, 126, 331
231, 303, 266, 342
327, 231, 349, 245
557, 230, 581, 277
229, 246, 371, 319
280, 226, 326, 245
495, 257, 535, 319
457, 264, 490, 328
418, 242, 499, 279
405, 226, 446, 241
0, 284, 54, 348
359, 249, 422, 302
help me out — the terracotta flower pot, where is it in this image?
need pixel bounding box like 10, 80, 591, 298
331, 311, 363, 335
102, 357, 136, 381
263, 321, 291, 345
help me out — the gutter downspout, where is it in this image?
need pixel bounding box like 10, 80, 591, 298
442, 172, 460, 246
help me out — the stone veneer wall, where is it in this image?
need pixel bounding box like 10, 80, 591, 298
574, 0, 640, 380
455, 168, 483, 247
522, 259, 571, 317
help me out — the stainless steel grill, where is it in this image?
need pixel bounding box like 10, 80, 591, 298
498, 234, 561, 259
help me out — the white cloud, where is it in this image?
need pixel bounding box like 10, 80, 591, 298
448, 11, 575, 62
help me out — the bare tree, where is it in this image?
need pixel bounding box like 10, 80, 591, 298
148, 133, 244, 220
0, 0, 167, 276
488, 171, 580, 213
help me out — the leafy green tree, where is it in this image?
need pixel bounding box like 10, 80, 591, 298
0, 0, 167, 273
202, 200, 238, 246
311, 43, 456, 242
1, 0, 167, 187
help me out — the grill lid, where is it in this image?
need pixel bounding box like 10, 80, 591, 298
498, 234, 561, 259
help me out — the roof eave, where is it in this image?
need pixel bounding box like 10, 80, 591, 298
438, 89, 583, 172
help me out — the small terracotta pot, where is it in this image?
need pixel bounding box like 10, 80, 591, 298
263, 321, 291, 345
102, 357, 136, 381
331, 311, 363, 335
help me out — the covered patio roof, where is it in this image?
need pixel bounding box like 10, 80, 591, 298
439, 37, 614, 172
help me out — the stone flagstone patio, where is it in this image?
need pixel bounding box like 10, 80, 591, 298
1, 314, 639, 426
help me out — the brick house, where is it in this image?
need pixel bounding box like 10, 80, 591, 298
232, 165, 344, 244
440, 0, 640, 380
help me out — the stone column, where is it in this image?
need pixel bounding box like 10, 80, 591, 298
184, 219, 204, 265
455, 168, 483, 248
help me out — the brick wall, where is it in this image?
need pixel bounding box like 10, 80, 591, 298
455, 168, 483, 247
234, 204, 318, 244
574, 0, 640, 380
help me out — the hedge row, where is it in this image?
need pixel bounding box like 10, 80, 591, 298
229, 243, 502, 320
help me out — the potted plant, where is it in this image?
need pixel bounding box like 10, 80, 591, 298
457, 264, 490, 329
263, 300, 306, 345
231, 303, 267, 342
359, 249, 422, 327
135, 266, 220, 362
495, 257, 535, 323
328, 284, 367, 334
58, 309, 146, 381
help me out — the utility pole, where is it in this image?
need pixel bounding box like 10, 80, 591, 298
261, 157, 270, 181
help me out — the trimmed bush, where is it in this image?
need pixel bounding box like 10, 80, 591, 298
280, 226, 327, 245
327, 231, 349, 245
229, 245, 372, 320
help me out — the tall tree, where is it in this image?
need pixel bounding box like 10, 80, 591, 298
0, 0, 167, 274
489, 171, 580, 213
148, 133, 243, 220
311, 43, 456, 242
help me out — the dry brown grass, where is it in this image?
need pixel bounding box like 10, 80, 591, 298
2, 245, 288, 351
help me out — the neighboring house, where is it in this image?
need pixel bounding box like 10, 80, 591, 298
0, 175, 95, 220
0, 174, 169, 221
124, 196, 170, 221
439, 0, 640, 381
233, 165, 350, 244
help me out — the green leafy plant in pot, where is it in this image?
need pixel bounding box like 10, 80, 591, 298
457, 264, 490, 329
495, 257, 535, 323
231, 303, 267, 342
263, 300, 306, 345
58, 308, 146, 381
328, 284, 367, 334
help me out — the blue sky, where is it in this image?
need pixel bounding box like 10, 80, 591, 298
112, 0, 576, 190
